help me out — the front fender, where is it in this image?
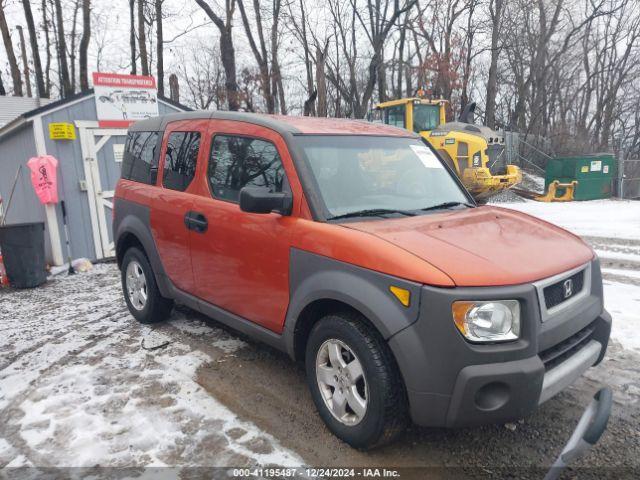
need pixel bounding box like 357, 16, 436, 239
284, 248, 423, 356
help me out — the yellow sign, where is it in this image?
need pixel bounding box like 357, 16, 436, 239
48, 122, 76, 140
581, 166, 589, 173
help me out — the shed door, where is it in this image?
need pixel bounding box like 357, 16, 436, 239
78, 124, 128, 259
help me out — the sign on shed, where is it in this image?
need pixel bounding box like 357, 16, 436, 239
93, 72, 159, 128
48, 122, 76, 140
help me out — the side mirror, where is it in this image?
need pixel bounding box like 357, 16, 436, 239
239, 186, 293, 215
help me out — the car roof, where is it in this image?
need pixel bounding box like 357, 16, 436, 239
129, 110, 415, 137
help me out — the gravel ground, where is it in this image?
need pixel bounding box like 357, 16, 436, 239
1, 235, 639, 478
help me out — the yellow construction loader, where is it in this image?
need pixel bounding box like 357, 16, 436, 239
374, 97, 521, 200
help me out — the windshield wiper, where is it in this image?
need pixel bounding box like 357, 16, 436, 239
420, 201, 475, 212
328, 208, 417, 221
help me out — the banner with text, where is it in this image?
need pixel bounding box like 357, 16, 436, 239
93, 73, 159, 128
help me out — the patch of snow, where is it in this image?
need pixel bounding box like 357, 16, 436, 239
602, 268, 640, 280
604, 281, 640, 351
0, 264, 303, 468
595, 249, 640, 262
494, 199, 640, 240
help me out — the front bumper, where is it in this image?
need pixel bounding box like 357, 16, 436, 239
388, 258, 611, 428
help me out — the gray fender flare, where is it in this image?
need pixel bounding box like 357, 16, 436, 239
113, 199, 172, 298
283, 248, 422, 357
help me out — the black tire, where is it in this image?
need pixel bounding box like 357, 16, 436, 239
121, 247, 173, 324
305, 312, 409, 449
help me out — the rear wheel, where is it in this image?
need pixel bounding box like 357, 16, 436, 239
305, 313, 408, 449
121, 247, 173, 323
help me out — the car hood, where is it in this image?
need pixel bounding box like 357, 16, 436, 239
343, 206, 594, 287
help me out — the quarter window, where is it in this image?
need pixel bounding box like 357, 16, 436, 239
208, 135, 287, 202
121, 131, 159, 185
162, 131, 201, 192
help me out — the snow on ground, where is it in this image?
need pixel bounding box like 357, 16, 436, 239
495, 198, 640, 240
496, 197, 640, 352
0, 265, 303, 468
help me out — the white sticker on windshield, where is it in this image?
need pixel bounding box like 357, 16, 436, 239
410, 145, 444, 169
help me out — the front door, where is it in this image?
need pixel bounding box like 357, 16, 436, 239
190, 122, 295, 333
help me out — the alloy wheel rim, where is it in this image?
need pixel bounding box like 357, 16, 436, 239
126, 260, 148, 311
315, 338, 368, 426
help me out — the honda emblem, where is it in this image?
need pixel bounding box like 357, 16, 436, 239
563, 279, 573, 299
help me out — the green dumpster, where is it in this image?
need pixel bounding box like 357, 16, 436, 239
545, 154, 617, 200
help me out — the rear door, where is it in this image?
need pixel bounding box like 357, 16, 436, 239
152, 121, 206, 294
189, 121, 297, 333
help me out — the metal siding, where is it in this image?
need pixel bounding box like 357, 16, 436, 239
41, 97, 98, 261
0, 96, 187, 263
0, 124, 51, 261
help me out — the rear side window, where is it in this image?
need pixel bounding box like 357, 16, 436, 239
122, 131, 159, 184
162, 131, 201, 192
208, 135, 287, 203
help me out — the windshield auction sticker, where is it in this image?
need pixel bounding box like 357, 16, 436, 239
409, 145, 444, 169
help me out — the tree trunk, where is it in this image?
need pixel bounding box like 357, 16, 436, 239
22, 0, 46, 97
129, 0, 137, 74
194, 0, 239, 111
79, 0, 91, 92
315, 44, 327, 117
0, 3, 23, 96
138, 0, 149, 75
485, 0, 504, 129
220, 28, 239, 110
16, 26, 32, 97
42, 0, 51, 96
169, 73, 179, 102
155, 0, 164, 95
54, 0, 73, 97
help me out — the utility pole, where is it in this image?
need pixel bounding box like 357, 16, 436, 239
16, 26, 32, 97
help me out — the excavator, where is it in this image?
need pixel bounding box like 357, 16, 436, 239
374, 96, 521, 201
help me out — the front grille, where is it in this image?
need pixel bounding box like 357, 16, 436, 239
539, 322, 595, 371
543, 270, 585, 309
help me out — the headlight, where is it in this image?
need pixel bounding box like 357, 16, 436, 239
452, 300, 520, 343
472, 152, 482, 167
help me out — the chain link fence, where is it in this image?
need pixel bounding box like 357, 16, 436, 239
618, 157, 640, 199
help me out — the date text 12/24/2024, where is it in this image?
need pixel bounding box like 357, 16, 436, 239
232, 468, 401, 478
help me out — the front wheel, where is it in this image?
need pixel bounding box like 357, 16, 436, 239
121, 247, 173, 324
305, 313, 409, 449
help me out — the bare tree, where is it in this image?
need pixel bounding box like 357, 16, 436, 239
195, 0, 240, 111
169, 72, 179, 102
156, 0, 164, 95
16, 26, 31, 97
79, 0, 91, 91
138, 0, 150, 75
0, 0, 23, 95
53, 0, 73, 97
129, 0, 137, 74
22, 0, 47, 97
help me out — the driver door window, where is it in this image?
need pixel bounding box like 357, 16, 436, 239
208, 135, 288, 202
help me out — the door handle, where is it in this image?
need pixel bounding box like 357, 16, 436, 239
184, 211, 208, 233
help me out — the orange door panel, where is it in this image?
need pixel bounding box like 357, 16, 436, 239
189, 121, 302, 333
151, 119, 210, 294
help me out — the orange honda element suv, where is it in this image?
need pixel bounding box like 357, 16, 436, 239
114, 111, 611, 449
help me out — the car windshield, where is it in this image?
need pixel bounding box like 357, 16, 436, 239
413, 104, 440, 132
297, 136, 470, 220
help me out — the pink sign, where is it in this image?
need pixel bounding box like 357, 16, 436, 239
27, 155, 59, 204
